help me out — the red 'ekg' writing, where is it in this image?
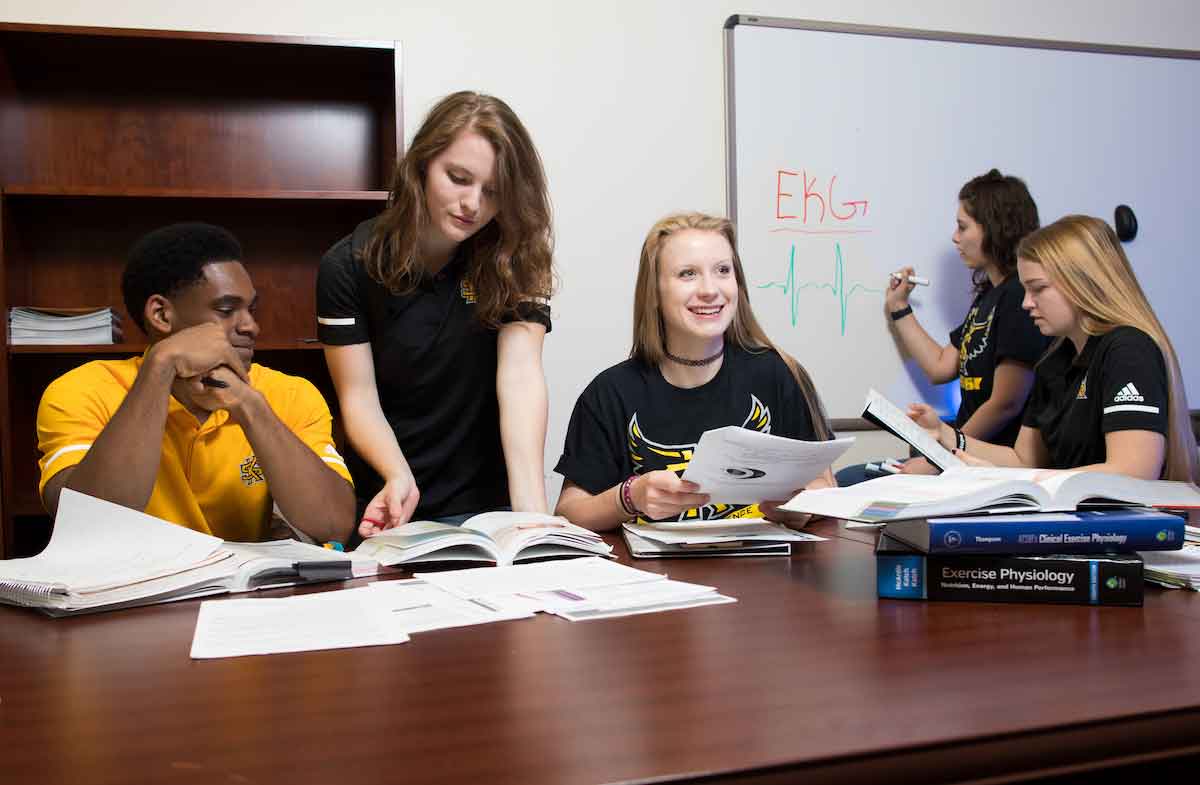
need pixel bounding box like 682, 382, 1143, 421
776, 170, 869, 228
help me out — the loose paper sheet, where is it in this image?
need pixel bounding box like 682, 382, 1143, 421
681, 427, 854, 504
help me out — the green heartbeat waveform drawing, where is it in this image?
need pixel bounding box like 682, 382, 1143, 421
757, 242, 884, 335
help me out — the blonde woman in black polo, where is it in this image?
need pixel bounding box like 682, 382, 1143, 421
910, 215, 1198, 484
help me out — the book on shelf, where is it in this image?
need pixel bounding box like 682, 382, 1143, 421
8, 306, 120, 345
780, 466, 1200, 523
621, 519, 824, 559
881, 508, 1184, 555
875, 533, 1143, 606
0, 489, 378, 616
352, 512, 613, 567
861, 388, 964, 471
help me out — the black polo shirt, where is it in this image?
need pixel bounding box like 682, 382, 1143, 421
1022, 326, 1169, 470
316, 218, 551, 519
948, 275, 1050, 445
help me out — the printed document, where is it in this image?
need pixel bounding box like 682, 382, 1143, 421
681, 426, 854, 503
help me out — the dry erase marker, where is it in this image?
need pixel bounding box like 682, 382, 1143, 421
890, 272, 930, 287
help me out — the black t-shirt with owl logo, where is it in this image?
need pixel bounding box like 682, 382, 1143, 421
948, 274, 1050, 446
555, 345, 821, 523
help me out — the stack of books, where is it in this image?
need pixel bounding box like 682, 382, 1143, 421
781, 467, 1200, 606
8, 306, 119, 345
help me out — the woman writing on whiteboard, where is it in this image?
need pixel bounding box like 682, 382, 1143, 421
317, 92, 553, 534
868, 169, 1048, 479
909, 214, 1198, 484
553, 212, 835, 531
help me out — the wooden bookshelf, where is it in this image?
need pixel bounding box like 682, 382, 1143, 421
0, 23, 402, 557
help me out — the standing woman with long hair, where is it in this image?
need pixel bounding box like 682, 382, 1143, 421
318, 92, 554, 534
910, 215, 1198, 484
554, 212, 835, 531
856, 170, 1048, 481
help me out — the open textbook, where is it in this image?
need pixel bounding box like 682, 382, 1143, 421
680, 426, 854, 503
780, 467, 1200, 524
352, 511, 613, 566
861, 388, 964, 471
0, 490, 377, 616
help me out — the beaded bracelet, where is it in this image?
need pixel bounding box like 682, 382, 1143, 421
620, 475, 640, 517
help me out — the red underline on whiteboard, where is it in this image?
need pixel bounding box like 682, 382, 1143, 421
769, 228, 874, 235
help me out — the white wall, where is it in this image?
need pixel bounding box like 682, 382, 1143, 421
5, 1, 1199, 499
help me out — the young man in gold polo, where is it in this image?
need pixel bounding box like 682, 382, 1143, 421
37, 223, 355, 543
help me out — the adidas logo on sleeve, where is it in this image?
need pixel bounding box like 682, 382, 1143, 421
1113, 383, 1143, 402
1104, 382, 1160, 414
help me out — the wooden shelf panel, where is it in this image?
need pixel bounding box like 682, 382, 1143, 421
2, 186, 390, 201
0, 28, 400, 193
1, 22, 395, 51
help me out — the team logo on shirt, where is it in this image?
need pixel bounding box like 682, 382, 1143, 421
1076, 377, 1088, 400
239, 455, 265, 486
957, 305, 995, 379
459, 277, 477, 303
626, 395, 772, 522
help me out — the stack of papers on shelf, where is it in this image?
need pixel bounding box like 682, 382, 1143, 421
189, 557, 738, 658
8, 306, 118, 345
1140, 544, 1200, 590
0, 490, 377, 616
622, 519, 825, 558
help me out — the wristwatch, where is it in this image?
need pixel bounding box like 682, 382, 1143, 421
890, 305, 913, 321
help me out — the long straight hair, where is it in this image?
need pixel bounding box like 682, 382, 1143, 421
362, 91, 553, 326
631, 212, 833, 440
1017, 215, 1197, 483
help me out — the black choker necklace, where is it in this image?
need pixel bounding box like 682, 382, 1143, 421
664, 345, 725, 367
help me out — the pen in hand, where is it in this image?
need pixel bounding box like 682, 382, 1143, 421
890, 272, 930, 287
200, 375, 229, 389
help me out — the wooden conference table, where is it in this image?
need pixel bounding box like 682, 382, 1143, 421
2, 520, 1200, 785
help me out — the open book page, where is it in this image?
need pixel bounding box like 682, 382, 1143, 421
0, 489, 229, 594
463, 511, 610, 565
781, 471, 1048, 522
863, 389, 964, 471
680, 427, 854, 504
189, 586, 409, 659
1036, 470, 1200, 510
353, 520, 501, 565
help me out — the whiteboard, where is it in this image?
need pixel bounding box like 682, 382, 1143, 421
725, 16, 1200, 424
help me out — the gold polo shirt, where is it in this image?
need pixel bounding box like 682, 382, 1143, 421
36, 356, 352, 541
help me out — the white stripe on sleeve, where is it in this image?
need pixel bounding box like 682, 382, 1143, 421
43, 443, 92, 472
